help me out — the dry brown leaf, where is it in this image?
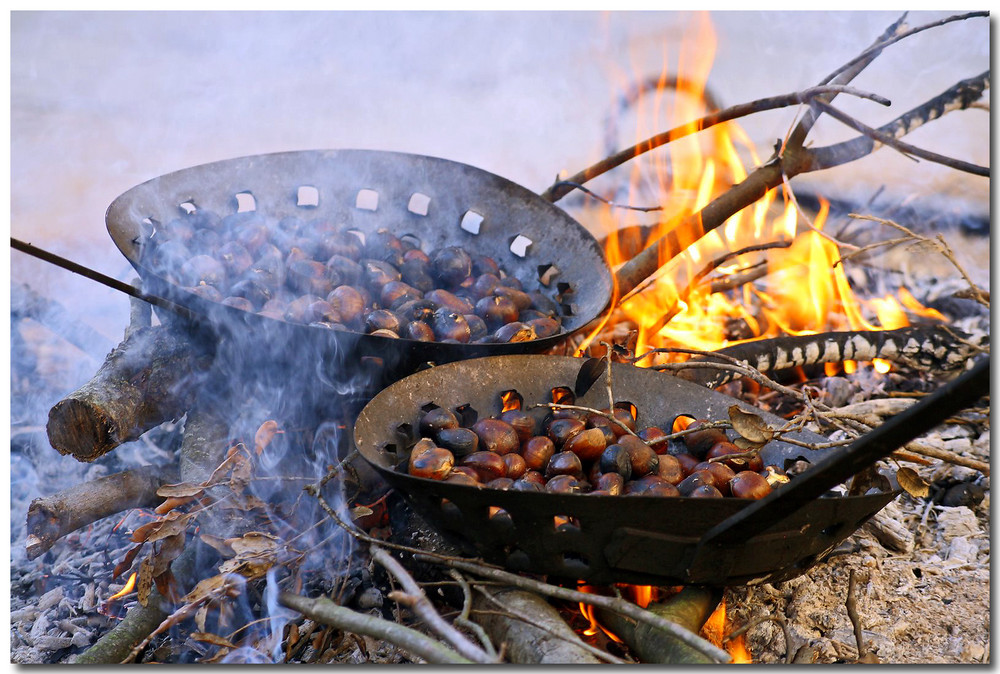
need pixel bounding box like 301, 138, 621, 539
151, 532, 187, 577
190, 631, 238, 649
146, 512, 193, 543
183, 574, 241, 605
137, 557, 154, 607
114, 542, 146, 580
156, 482, 207, 498
351, 505, 374, 521
218, 558, 273, 580
226, 532, 279, 556
200, 533, 235, 558
896, 466, 931, 499
728, 405, 774, 444
154, 495, 198, 515
732, 437, 765, 454
195, 604, 209, 634
254, 419, 281, 456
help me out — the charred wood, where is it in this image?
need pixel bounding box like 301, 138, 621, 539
595, 586, 723, 664
26, 464, 178, 561
46, 324, 214, 462
674, 326, 982, 389
472, 586, 602, 664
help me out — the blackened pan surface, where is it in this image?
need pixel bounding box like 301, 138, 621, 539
354, 355, 895, 585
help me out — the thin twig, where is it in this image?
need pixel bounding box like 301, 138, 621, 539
846, 213, 990, 307
371, 546, 497, 664
542, 85, 891, 202
812, 98, 989, 176
278, 592, 472, 665
415, 555, 732, 663
845, 569, 867, 660
446, 570, 498, 659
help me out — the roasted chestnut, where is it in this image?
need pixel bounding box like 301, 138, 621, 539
694, 461, 736, 496
655, 453, 685, 485
327, 285, 365, 325
408, 444, 454, 481
563, 427, 607, 463
502, 453, 528, 481
419, 407, 459, 436
598, 444, 633, 480
617, 435, 659, 477
431, 309, 471, 343
544, 474, 581, 494
676, 470, 718, 496
520, 436, 556, 472
471, 418, 520, 455
545, 451, 584, 479
432, 246, 473, 287
435, 427, 479, 458
689, 484, 724, 498
546, 418, 586, 447
730, 470, 773, 499
706, 441, 763, 472
500, 410, 536, 443
460, 451, 507, 483
595, 471, 625, 495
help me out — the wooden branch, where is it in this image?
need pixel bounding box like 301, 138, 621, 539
812, 88, 989, 176
472, 586, 603, 664
542, 85, 890, 203
671, 326, 981, 389
787, 12, 909, 150
371, 546, 497, 663
603, 74, 724, 157
46, 324, 214, 462
26, 464, 178, 560
278, 592, 472, 665
808, 71, 989, 172
414, 554, 731, 663
595, 586, 723, 664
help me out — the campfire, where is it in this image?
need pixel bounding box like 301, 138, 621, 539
11, 11, 989, 665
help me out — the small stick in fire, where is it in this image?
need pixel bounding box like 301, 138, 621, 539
25, 464, 178, 560
840, 214, 990, 308
305, 477, 729, 663
845, 569, 880, 664
371, 546, 499, 664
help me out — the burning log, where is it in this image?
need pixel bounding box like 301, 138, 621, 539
46, 323, 214, 462
594, 587, 723, 664
673, 326, 982, 389
26, 464, 178, 560
472, 587, 603, 664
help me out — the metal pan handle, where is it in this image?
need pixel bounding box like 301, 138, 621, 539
689, 356, 989, 570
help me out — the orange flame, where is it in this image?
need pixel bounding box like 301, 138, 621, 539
107, 572, 137, 602
581, 13, 943, 376
702, 597, 752, 664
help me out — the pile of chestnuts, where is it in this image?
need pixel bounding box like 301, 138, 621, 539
143, 209, 564, 344
406, 399, 789, 499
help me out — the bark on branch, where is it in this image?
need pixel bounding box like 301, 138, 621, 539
26, 464, 178, 560
46, 324, 214, 462
674, 326, 983, 389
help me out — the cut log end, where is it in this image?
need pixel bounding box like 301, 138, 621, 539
47, 398, 122, 462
